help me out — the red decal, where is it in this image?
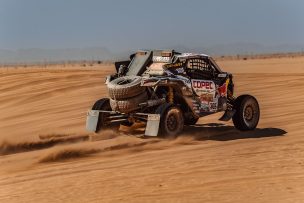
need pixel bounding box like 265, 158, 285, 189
218, 83, 227, 96
193, 81, 213, 89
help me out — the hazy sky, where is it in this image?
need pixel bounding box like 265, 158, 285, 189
0, 0, 303, 52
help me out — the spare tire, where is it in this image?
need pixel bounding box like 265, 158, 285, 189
110, 92, 148, 113
107, 76, 145, 100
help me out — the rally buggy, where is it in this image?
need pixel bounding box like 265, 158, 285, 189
86, 50, 260, 137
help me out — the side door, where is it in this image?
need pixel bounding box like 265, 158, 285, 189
186, 57, 221, 113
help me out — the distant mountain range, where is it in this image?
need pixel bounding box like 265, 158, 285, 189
1, 43, 303, 64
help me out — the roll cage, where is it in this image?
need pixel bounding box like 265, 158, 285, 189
114, 50, 223, 79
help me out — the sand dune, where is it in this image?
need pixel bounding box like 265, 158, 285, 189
1, 57, 304, 202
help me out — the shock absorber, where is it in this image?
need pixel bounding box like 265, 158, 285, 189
168, 87, 174, 103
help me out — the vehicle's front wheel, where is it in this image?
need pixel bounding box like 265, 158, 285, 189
156, 103, 184, 137
232, 95, 260, 131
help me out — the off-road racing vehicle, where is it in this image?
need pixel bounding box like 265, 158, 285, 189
86, 50, 260, 137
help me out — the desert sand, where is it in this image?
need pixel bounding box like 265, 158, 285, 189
1, 56, 304, 202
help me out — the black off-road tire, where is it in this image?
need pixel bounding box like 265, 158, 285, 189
92, 98, 110, 111
232, 95, 260, 131
92, 98, 119, 133
156, 103, 184, 138
110, 92, 148, 113
107, 76, 145, 100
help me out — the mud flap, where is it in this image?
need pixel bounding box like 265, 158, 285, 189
86, 110, 99, 132
219, 109, 236, 121
145, 114, 160, 137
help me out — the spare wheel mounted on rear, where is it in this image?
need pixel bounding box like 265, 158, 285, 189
107, 76, 145, 100
110, 92, 148, 113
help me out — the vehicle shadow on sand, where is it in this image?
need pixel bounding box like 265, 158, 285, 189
182, 123, 287, 141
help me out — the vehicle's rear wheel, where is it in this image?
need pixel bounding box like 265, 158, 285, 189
156, 103, 184, 137
92, 98, 119, 133
232, 95, 260, 131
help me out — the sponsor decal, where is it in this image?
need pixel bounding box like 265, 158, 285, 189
163, 62, 183, 68
152, 56, 171, 63
192, 79, 218, 113
200, 103, 209, 111
191, 79, 229, 113
192, 80, 214, 90
218, 73, 227, 78
209, 102, 218, 112
180, 53, 195, 57
216, 78, 229, 97
217, 83, 227, 97
199, 94, 214, 103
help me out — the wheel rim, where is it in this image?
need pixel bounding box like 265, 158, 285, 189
244, 105, 254, 121
167, 114, 178, 131
243, 100, 259, 127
